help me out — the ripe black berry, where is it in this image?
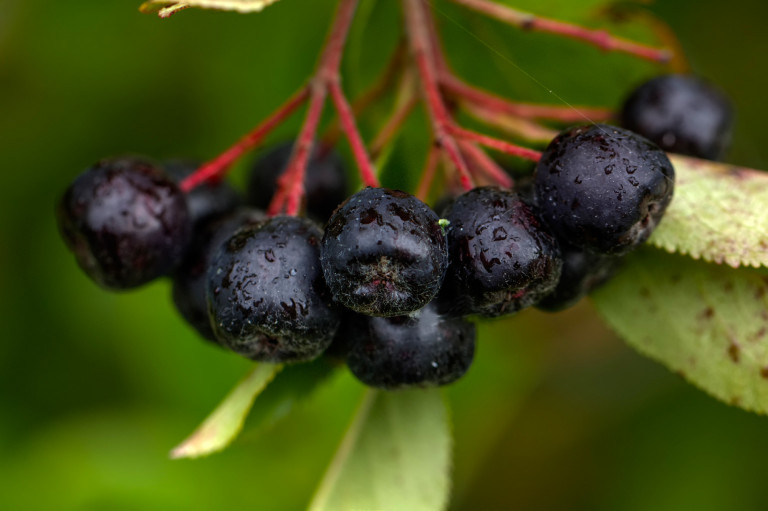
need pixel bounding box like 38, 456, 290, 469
207, 216, 339, 363
534, 124, 674, 255
535, 242, 620, 312
165, 160, 241, 226
172, 208, 266, 343
57, 156, 192, 289
344, 301, 476, 389
441, 187, 562, 318
321, 187, 448, 317
621, 74, 733, 160
248, 141, 348, 221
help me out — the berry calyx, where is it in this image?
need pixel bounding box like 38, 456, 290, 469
620, 74, 733, 160
57, 157, 192, 289
321, 187, 448, 317
534, 124, 675, 256
207, 216, 340, 363
441, 186, 562, 317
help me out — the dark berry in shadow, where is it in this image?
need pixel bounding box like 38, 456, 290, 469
535, 242, 621, 312
621, 74, 733, 160
345, 301, 476, 389
172, 208, 266, 343
248, 141, 347, 222
165, 159, 242, 226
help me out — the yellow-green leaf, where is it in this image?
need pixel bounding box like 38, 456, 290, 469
593, 249, 768, 414
650, 155, 768, 268
139, 0, 281, 18
170, 363, 282, 459
309, 388, 451, 511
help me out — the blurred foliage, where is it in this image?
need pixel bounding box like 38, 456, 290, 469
1, 0, 768, 509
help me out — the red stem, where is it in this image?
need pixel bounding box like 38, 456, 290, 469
265, 0, 369, 216
370, 94, 418, 159
416, 144, 441, 201
440, 73, 613, 122
449, 0, 671, 63
459, 141, 513, 189
179, 87, 309, 192
328, 81, 379, 187
322, 42, 407, 146
450, 125, 542, 161
404, 0, 474, 191
268, 82, 328, 216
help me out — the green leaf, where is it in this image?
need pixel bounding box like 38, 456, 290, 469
649, 155, 768, 268
592, 249, 768, 414
139, 0, 281, 18
170, 362, 282, 459
244, 356, 339, 432
309, 388, 451, 511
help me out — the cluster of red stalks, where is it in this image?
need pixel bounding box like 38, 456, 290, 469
180, 0, 672, 216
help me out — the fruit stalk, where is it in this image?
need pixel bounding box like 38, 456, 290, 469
448, 0, 672, 63
269, 0, 379, 216
180, 87, 309, 192
404, 0, 474, 190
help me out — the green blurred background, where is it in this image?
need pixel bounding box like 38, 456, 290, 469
2, 0, 767, 509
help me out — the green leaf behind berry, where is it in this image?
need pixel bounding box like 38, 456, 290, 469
139, 0, 281, 18
170, 362, 282, 459
592, 249, 768, 414
649, 155, 768, 268
309, 388, 451, 511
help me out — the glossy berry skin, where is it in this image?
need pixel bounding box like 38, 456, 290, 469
165, 160, 241, 226
57, 157, 191, 289
535, 242, 620, 312
344, 301, 476, 390
441, 187, 562, 318
321, 187, 448, 317
534, 124, 674, 255
621, 74, 733, 160
248, 141, 348, 221
207, 216, 340, 363
172, 208, 266, 343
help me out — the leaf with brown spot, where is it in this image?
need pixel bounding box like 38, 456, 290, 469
139, 0, 281, 17
649, 155, 768, 268
592, 249, 768, 414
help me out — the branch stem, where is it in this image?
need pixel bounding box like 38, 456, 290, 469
179, 87, 309, 192
404, 0, 474, 191
450, 125, 542, 161
266, 0, 377, 216
449, 0, 671, 63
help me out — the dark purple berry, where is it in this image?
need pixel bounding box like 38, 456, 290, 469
57, 156, 191, 289
207, 216, 339, 363
344, 301, 476, 389
441, 187, 562, 318
248, 141, 348, 221
535, 242, 620, 312
164, 159, 242, 226
321, 187, 448, 317
171, 208, 266, 343
534, 124, 674, 255
621, 74, 733, 160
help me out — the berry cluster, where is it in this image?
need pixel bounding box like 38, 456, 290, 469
57, 120, 675, 390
